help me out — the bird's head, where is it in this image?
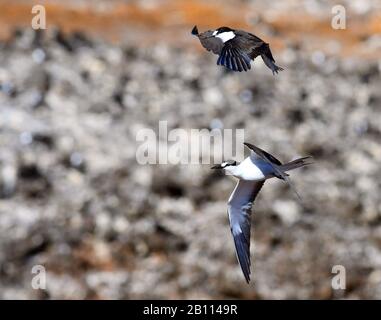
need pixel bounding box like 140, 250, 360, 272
213, 26, 234, 36
211, 160, 238, 174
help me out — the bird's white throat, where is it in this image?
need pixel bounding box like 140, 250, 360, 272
216, 31, 235, 43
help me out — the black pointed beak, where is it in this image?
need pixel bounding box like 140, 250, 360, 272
191, 25, 199, 36
211, 164, 222, 169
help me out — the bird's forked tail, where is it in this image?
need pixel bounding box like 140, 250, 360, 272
260, 45, 284, 75
261, 54, 284, 75
278, 156, 314, 204
280, 156, 314, 172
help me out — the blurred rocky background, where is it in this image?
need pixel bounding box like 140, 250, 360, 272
0, 0, 380, 299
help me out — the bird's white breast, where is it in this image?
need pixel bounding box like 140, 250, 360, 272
229, 157, 268, 181
216, 31, 235, 43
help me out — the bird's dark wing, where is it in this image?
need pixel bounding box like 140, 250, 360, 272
243, 142, 303, 201
216, 32, 265, 72
228, 180, 265, 283
244, 142, 282, 165
237, 30, 267, 60
244, 143, 304, 202
217, 43, 252, 72
197, 31, 224, 55
244, 142, 288, 181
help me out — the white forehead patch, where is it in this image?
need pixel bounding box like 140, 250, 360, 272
221, 162, 228, 168
216, 31, 235, 43
212, 30, 218, 36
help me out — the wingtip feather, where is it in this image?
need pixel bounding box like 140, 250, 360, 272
234, 232, 251, 284
243, 142, 254, 149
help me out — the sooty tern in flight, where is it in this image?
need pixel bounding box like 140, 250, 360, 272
192, 25, 284, 74
211, 143, 313, 283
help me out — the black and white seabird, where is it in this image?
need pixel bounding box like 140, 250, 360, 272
192, 25, 284, 74
211, 143, 313, 283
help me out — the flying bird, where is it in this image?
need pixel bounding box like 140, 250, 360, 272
192, 25, 284, 74
211, 143, 313, 283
